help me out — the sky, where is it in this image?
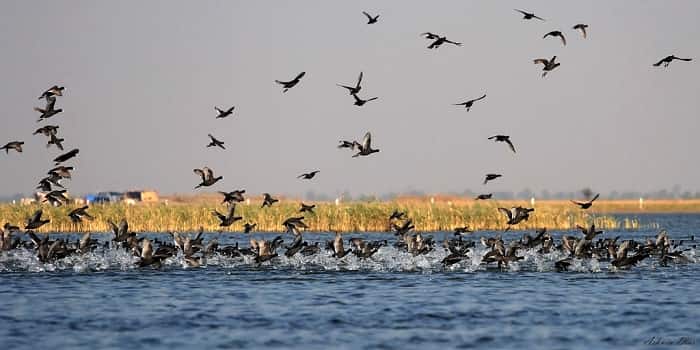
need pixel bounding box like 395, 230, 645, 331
0, 1, 699, 198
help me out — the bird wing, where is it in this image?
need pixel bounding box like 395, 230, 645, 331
356, 71, 363, 87
362, 11, 372, 20
362, 132, 372, 149
337, 84, 354, 91
119, 218, 129, 236
559, 33, 567, 46
505, 139, 516, 153
214, 106, 223, 114
590, 193, 600, 203
193, 168, 206, 181
532, 14, 545, 21
204, 167, 214, 180
208, 134, 216, 142
472, 94, 486, 102
533, 58, 549, 66
30, 209, 43, 224
227, 106, 235, 113
352, 93, 362, 103
294, 72, 306, 81
514, 9, 528, 16
677, 57, 693, 61
444, 39, 462, 46
212, 210, 226, 221
571, 200, 585, 206
497, 207, 513, 221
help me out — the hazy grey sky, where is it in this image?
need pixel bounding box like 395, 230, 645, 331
1, 1, 699, 198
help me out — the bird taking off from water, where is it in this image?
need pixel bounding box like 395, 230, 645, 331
275, 72, 306, 92
514, 9, 544, 21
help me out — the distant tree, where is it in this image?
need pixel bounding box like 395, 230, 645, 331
581, 188, 594, 200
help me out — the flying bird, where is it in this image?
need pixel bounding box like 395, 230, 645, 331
193, 167, 223, 189
33, 125, 59, 137
206, 134, 225, 150
454, 94, 486, 112
275, 72, 306, 92
25, 209, 50, 230
543, 31, 566, 46
299, 203, 316, 214
422, 32, 461, 49
219, 190, 246, 205
34, 96, 63, 122
1, 141, 24, 154
47, 133, 64, 151
212, 204, 243, 227
483, 174, 502, 185
488, 135, 516, 153
362, 11, 379, 24
475, 194, 493, 200
261, 193, 279, 208
573, 24, 588, 38
215, 106, 235, 119
53, 149, 79, 164
571, 193, 600, 209
352, 93, 378, 106
39, 85, 65, 100
351, 132, 380, 158
298, 170, 320, 180
68, 206, 93, 224
243, 222, 257, 233
533, 56, 560, 77
514, 9, 545, 21
48, 166, 73, 179
498, 206, 535, 227
337, 72, 363, 95
653, 55, 692, 68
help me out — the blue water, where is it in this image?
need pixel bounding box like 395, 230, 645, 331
1, 214, 699, 350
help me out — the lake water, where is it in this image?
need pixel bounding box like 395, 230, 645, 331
1, 213, 698, 349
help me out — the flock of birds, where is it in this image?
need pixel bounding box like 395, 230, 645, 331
0, 9, 695, 271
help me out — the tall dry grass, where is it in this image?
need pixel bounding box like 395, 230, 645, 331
0, 198, 665, 233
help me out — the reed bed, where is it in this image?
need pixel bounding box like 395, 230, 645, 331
0, 198, 662, 233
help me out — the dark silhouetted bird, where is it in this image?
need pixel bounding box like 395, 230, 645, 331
215, 105, 235, 119
53, 149, 79, 164
488, 135, 516, 153
498, 206, 534, 226
262, 193, 279, 208
362, 11, 379, 24
35, 96, 63, 122
68, 206, 93, 224
514, 9, 545, 21
534, 56, 560, 77
453, 226, 473, 236
25, 209, 50, 230
298, 170, 320, 180
571, 193, 600, 209
300, 203, 316, 214
219, 190, 245, 205
47, 133, 64, 151
543, 31, 566, 46
193, 167, 222, 189
43, 190, 69, 206
352, 93, 378, 106
206, 134, 225, 149
454, 94, 486, 111
39, 85, 64, 100
352, 132, 380, 157
573, 24, 588, 38
275, 72, 306, 92
422, 32, 461, 49
475, 194, 492, 200
389, 210, 406, 221
243, 222, 257, 233
653, 55, 692, 68
337, 72, 363, 95
48, 166, 73, 179
483, 174, 502, 185
212, 204, 243, 227
1, 141, 24, 154
33, 125, 59, 137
